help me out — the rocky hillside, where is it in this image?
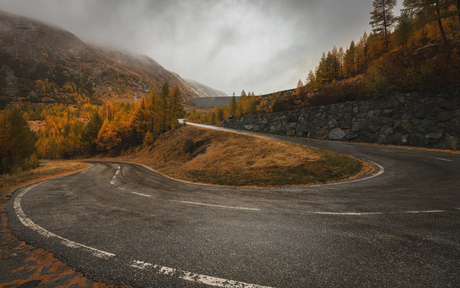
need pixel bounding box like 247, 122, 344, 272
0, 10, 221, 108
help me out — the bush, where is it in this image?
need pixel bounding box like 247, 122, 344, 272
364, 64, 391, 99
24, 153, 39, 170
143, 131, 155, 147
181, 137, 195, 154
307, 81, 366, 107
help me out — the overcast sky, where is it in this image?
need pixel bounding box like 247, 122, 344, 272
0, 0, 402, 96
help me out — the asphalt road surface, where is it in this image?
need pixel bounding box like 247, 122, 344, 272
6, 123, 460, 287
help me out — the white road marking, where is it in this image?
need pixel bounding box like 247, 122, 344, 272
118, 187, 152, 198
310, 160, 385, 187
311, 212, 384, 216
401, 210, 445, 214
110, 165, 121, 185
432, 157, 453, 162
131, 260, 273, 288
309, 209, 455, 216
175, 200, 260, 211
14, 184, 115, 258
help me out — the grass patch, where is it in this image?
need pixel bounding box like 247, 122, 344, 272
110, 126, 365, 186
0, 160, 90, 194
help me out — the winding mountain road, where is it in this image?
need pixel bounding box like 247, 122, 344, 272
6, 123, 460, 287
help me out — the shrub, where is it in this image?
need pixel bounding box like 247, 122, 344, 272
181, 137, 195, 154
170, 143, 178, 152
364, 64, 391, 99
143, 131, 155, 147
307, 81, 366, 107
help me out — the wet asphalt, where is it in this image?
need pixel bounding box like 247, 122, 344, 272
5, 123, 460, 287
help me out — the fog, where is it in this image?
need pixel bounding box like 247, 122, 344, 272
0, 0, 402, 95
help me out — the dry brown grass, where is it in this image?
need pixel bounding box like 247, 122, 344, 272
112, 126, 366, 186
0, 161, 91, 194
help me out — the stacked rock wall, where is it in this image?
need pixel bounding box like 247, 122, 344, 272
222, 86, 460, 150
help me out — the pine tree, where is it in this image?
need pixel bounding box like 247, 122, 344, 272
395, 9, 414, 51
217, 108, 224, 122
370, 0, 398, 50
0, 109, 36, 174
230, 94, 237, 116
344, 41, 356, 77
160, 82, 170, 131
81, 110, 103, 155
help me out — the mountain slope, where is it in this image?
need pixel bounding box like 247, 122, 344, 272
0, 10, 221, 108
182, 77, 227, 97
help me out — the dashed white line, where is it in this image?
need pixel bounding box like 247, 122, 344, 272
432, 157, 453, 162
311, 212, 384, 216
131, 260, 273, 288
401, 210, 445, 214
312, 210, 452, 216
14, 184, 115, 258
118, 187, 152, 198
110, 165, 121, 185
174, 200, 260, 211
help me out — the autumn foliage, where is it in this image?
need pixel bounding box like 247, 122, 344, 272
187, 91, 259, 124
0, 82, 184, 174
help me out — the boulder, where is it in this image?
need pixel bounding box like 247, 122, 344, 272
329, 128, 346, 140
417, 119, 437, 134
437, 112, 453, 122
352, 122, 362, 133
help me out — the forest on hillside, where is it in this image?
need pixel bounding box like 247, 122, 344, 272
190, 0, 460, 122
0, 83, 183, 174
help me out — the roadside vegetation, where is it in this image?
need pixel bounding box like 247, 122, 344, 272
104, 125, 366, 186
0, 160, 90, 194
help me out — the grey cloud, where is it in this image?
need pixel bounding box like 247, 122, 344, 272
0, 0, 399, 95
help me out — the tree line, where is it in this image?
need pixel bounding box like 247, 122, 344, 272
0, 82, 184, 174
187, 91, 258, 124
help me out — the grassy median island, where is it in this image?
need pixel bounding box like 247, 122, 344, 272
116, 125, 367, 186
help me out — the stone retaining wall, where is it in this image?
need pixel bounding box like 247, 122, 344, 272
222, 86, 460, 150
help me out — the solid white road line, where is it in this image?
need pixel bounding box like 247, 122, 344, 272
310, 160, 385, 187
175, 200, 260, 211
432, 157, 453, 162
14, 184, 115, 258
131, 260, 273, 288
